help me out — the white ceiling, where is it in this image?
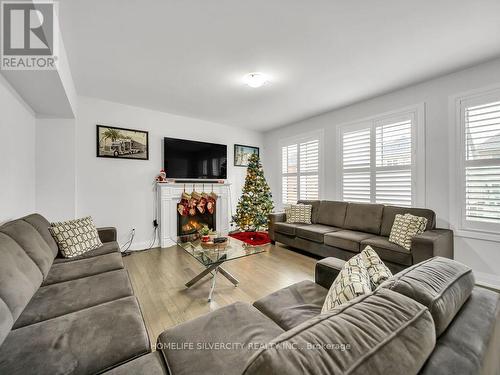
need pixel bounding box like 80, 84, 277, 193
59, 0, 500, 131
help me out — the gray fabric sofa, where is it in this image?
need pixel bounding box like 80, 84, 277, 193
268, 200, 454, 273
111, 257, 499, 375
0, 214, 150, 374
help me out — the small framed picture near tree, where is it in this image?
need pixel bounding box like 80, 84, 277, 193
96, 125, 149, 160
234, 144, 259, 167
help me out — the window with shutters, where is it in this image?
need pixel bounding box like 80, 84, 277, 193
339, 106, 424, 206
456, 89, 500, 233
281, 132, 322, 205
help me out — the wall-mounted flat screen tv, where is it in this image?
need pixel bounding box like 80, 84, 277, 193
163, 137, 227, 179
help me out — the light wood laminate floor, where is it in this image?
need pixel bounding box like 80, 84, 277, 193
123, 243, 316, 344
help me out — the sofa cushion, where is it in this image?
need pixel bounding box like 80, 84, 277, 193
379, 257, 475, 337
0, 296, 150, 375
295, 224, 340, 243
360, 246, 393, 288
104, 351, 168, 375
360, 236, 412, 265
43, 252, 124, 286
285, 204, 312, 224
14, 269, 134, 328
317, 201, 348, 228
53, 241, 120, 263
321, 254, 372, 313
253, 280, 328, 330
243, 288, 436, 375
0, 298, 13, 347
0, 233, 43, 322
380, 205, 436, 237
297, 200, 320, 223
343, 202, 384, 235
0, 220, 54, 278
388, 213, 428, 250
324, 230, 375, 252
49, 216, 103, 258
274, 222, 301, 236
22, 213, 58, 257
420, 287, 500, 375
158, 302, 284, 375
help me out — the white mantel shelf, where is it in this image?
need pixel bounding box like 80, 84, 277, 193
157, 182, 231, 248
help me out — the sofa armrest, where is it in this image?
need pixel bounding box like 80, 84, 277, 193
268, 212, 286, 224
411, 229, 454, 264
97, 227, 117, 243
267, 212, 286, 241
315, 257, 346, 289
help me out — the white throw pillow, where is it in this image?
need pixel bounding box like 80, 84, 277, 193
49, 216, 103, 258
321, 254, 372, 313
285, 204, 312, 224
388, 213, 428, 251
360, 246, 393, 288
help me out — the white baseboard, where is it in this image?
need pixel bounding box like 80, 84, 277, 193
475, 271, 500, 291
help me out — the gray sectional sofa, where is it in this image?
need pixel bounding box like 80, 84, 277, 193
111, 256, 500, 375
268, 200, 454, 273
2, 213, 497, 375
0, 214, 150, 374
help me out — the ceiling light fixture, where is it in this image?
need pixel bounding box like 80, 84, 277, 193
243, 72, 270, 88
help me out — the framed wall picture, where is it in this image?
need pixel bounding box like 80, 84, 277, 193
234, 144, 259, 167
96, 125, 149, 160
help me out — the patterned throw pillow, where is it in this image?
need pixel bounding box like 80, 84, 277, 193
285, 204, 312, 224
388, 213, 428, 251
321, 254, 372, 313
49, 217, 103, 258
360, 246, 393, 288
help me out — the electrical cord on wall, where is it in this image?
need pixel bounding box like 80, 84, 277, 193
121, 228, 135, 256
227, 182, 237, 233
147, 226, 158, 249
122, 183, 160, 257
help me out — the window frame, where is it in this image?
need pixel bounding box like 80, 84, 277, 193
336, 104, 426, 207
279, 130, 324, 206
450, 86, 500, 239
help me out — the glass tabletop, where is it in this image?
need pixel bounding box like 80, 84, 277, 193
177, 234, 268, 266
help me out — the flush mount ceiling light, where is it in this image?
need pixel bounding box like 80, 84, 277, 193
243, 72, 270, 88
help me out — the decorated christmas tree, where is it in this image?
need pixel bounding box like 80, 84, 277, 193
232, 153, 274, 231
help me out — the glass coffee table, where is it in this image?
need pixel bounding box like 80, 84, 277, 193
177, 235, 269, 301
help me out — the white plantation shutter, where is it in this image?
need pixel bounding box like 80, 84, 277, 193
282, 144, 298, 204
464, 99, 500, 225
375, 119, 412, 206
342, 128, 371, 202
299, 140, 319, 200
281, 138, 320, 204
341, 113, 415, 206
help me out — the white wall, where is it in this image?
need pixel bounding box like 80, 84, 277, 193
68, 97, 263, 249
263, 57, 500, 288
35, 119, 76, 221
0, 75, 36, 224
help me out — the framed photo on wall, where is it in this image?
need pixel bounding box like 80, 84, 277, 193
96, 125, 149, 160
234, 144, 259, 167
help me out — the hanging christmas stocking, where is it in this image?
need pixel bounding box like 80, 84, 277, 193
177, 191, 191, 216
188, 197, 198, 216
207, 192, 217, 215
197, 197, 207, 214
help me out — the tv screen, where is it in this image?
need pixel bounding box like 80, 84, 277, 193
163, 138, 227, 179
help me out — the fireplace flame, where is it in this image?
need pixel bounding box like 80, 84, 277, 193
182, 220, 203, 234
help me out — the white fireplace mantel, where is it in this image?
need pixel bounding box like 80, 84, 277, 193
157, 182, 231, 247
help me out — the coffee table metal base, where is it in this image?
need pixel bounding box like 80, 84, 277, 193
185, 263, 239, 302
